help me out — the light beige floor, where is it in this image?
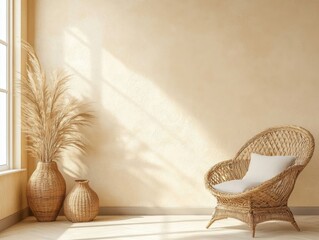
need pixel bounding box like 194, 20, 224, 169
0, 215, 318, 240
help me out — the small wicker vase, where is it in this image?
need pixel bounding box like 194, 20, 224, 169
64, 180, 99, 222
27, 161, 66, 222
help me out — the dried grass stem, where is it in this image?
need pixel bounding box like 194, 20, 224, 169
21, 42, 93, 162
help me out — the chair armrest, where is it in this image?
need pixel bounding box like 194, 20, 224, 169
205, 159, 249, 190
242, 164, 304, 205
207, 164, 304, 201
248, 164, 303, 191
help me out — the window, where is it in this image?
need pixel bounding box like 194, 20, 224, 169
0, 0, 11, 170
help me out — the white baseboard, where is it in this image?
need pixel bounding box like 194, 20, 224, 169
99, 207, 211, 215
0, 208, 30, 232
98, 207, 319, 215
291, 207, 319, 215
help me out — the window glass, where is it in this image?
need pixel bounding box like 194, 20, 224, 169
0, 0, 7, 42
0, 44, 7, 89
0, 0, 9, 169
0, 93, 7, 166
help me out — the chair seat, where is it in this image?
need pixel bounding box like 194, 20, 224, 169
213, 179, 262, 194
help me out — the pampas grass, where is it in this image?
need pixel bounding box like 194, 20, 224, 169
21, 42, 93, 162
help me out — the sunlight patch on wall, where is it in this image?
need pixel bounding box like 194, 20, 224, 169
61, 27, 222, 206
63, 27, 91, 93
97, 49, 220, 205
101, 50, 213, 158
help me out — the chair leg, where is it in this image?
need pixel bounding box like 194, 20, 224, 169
286, 207, 301, 232
206, 208, 226, 229
291, 220, 301, 232
248, 211, 256, 238
252, 226, 256, 238
206, 217, 216, 229
206, 209, 217, 229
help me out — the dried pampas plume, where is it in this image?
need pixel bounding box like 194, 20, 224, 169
21, 42, 94, 162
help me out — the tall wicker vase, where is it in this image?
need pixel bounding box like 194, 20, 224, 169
64, 180, 99, 222
27, 161, 66, 222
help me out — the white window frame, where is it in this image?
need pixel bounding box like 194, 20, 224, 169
0, 0, 12, 171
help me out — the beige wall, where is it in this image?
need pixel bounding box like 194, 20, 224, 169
0, 171, 27, 219
28, 0, 319, 208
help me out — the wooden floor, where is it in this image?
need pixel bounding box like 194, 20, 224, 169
0, 215, 318, 239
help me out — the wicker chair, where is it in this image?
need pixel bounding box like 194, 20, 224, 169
205, 126, 314, 237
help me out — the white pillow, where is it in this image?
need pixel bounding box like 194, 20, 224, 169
213, 179, 263, 194
242, 153, 296, 183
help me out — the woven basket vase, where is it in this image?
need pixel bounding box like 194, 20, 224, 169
27, 161, 66, 222
64, 180, 99, 222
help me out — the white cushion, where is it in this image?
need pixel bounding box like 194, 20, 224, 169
213, 179, 263, 194
213, 153, 296, 194
243, 153, 296, 183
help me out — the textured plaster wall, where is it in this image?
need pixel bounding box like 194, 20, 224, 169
28, 0, 319, 208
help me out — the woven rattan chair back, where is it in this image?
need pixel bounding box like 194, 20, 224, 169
234, 126, 314, 166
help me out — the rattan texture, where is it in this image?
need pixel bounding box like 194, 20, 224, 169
27, 162, 66, 222
64, 180, 99, 222
205, 126, 315, 237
